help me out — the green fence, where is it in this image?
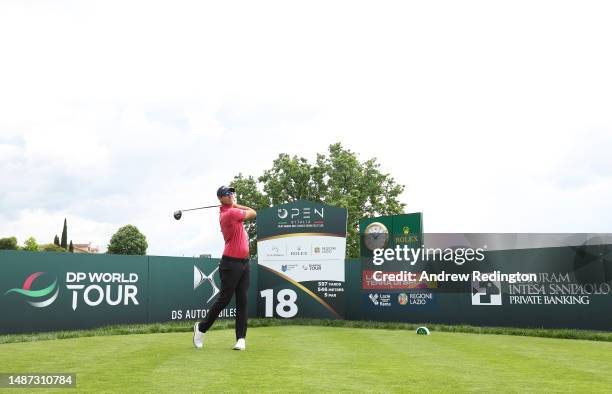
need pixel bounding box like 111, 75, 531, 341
0, 251, 257, 334
355, 235, 612, 331
1, 239, 611, 334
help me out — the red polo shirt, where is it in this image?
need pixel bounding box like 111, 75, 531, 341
219, 205, 249, 259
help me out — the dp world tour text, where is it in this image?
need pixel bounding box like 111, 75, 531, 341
65, 272, 139, 311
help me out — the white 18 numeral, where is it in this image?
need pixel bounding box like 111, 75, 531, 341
260, 289, 298, 318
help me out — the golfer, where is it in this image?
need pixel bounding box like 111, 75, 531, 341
193, 186, 256, 350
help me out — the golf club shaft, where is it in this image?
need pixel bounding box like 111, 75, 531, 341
181, 204, 221, 212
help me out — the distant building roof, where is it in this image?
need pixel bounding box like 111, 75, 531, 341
73, 242, 99, 254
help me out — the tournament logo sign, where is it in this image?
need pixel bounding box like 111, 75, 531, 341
359, 213, 425, 318
194, 265, 220, 303
365, 293, 392, 308
471, 277, 502, 306
4, 272, 59, 308
257, 200, 347, 319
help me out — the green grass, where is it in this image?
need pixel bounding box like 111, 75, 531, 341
2, 318, 612, 344
1, 325, 611, 393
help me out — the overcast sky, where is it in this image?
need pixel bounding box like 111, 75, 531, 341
1, 1, 611, 257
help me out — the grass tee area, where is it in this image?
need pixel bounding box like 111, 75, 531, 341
0, 319, 611, 393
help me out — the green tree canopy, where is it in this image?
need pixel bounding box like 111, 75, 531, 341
0, 237, 18, 250
61, 218, 68, 249
23, 236, 39, 251
107, 225, 148, 255
54, 234, 60, 246
40, 243, 67, 252
230, 143, 405, 258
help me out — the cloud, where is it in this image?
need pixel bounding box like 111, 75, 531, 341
0, 1, 611, 256
0, 209, 116, 249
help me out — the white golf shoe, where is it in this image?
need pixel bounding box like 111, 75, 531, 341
233, 338, 246, 351
193, 322, 204, 349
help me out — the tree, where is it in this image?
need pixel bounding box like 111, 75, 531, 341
229, 174, 272, 259
231, 143, 405, 258
0, 237, 18, 250
107, 225, 148, 255
23, 237, 39, 251
69, 240, 74, 253
40, 244, 67, 252
54, 235, 60, 246
61, 218, 68, 249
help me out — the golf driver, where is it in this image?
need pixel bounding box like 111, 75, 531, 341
173, 204, 221, 220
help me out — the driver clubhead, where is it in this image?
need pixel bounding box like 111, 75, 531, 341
173, 210, 182, 220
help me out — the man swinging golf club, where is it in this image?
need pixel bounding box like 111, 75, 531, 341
193, 186, 256, 351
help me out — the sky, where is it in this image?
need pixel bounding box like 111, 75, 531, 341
0, 1, 611, 257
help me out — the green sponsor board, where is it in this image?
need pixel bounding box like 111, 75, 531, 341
423, 241, 612, 330
148, 256, 258, 323
3, 232, 610, 333
360, 213, 423, 258
0, 251, 148, 333
359, 213, 424, 321
0, 252, 259, 334
357, 229, 612, 330
344, 259, 362, 320
257, 200, 348, 319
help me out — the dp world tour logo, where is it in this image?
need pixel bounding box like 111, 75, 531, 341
193, 265, 220, 303
4, 272, 60, 308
